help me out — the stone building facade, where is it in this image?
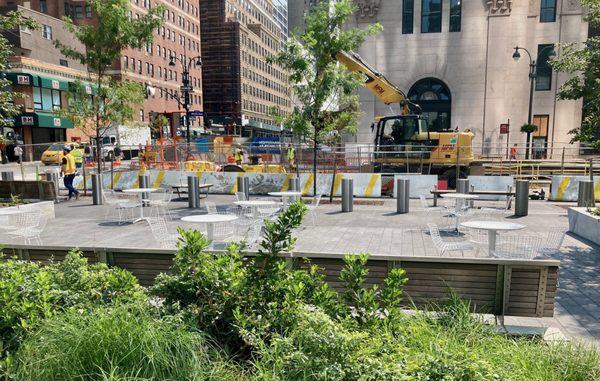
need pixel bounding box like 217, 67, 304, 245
200, 0, 291, 136
292, 0, 588, 158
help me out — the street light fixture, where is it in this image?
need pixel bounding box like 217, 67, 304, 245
512, 45, 556, 159
167, 54, 202, 153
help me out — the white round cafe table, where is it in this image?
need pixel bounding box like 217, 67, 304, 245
181, 214, 238, 240
460, 220, 526, 254
122, 188, 158, 222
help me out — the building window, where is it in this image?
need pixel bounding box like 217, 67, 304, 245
540, 0, 556, 23
421, 0, 442, 33
40, 0, 48, 13
140, 109, 145, 122
59, 59, 68, 67
449, 0, 461, 32
85, 4, 92, 18
402, 0, 414, 34
535, 44, 554, 91
42, 25, 52, 40
74, 6, 83, 19
408, 78, 451, 131
33, 87, 61, 111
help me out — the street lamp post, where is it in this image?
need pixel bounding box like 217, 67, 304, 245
512, 45, 556, 159
168, 54, 202, 152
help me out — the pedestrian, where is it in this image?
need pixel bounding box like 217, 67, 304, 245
13, 144, 23, 164
510, 144, 518, 160
71, 143, 83, 168
61, 145, 79, 200
286, 143, 295, 170
234, 147, 244, 165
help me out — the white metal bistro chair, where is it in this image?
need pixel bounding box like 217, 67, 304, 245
103, 190, 141, 224
204, 201, 218, 215
481, 196, 514, 219
230, 218, 263, 245
149, 189, 174, 220
8, 211, 47, 245
537, 227, 567, 256
146, 217, 179, 249
427, 223, 474, 257
306, 194, 322, 225
235, 191, 247, 202
491, 235, 544, 259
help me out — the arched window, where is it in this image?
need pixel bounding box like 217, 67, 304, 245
408, 78, 451, 132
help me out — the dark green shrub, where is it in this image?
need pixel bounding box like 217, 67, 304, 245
10, 304, 242, 381
0, 250, 144, 356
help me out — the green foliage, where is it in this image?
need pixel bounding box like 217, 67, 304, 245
0, 11, 38, 128
551, 0, 600, 149
520, 123, 538, 134
0, 250, 144, 357
270, 0, 381, 193
0, 194, 24, 207
10, 304, 240, 381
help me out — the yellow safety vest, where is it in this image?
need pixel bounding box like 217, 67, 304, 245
234, 150, 243, 161
63, 153, 76, 175
72, 148, 83, 164
287, 147, 295, 161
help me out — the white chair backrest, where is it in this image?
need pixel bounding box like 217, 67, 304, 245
11, 211, 42, 230
213, 222, 234, 240
146, 217, 169, 239
235, 192, 247, 202
545, 228, 566, 251
494, 235, 543, 259
312, 194, 322, 208
427, 223, 445, 248
205, 202, 217, 214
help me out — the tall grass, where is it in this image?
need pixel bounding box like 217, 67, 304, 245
10, 304, 243, 381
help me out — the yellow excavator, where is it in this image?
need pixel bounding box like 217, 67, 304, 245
336, 51, 475, 187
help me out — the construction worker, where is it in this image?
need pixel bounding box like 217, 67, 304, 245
71, 143, 83, 168
61, 145, 79, 200
510, 144, 518, 160
234, 147, 244, 165
286, 143, 296, 169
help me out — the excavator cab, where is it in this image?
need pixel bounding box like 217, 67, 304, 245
375, 115, 431, 149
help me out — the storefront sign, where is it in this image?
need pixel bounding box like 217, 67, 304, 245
21, 116, 34, 126
51, 80, 60, 89
17, 75, 30, 85
53, 118, 62, 127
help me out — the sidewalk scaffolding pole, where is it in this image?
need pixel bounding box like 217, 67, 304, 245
577, 180, 595, 208
188, 175, 200, 208
514, 180, 529, 217
91, 173, 103, 205
396, 178, 410, 214
341, 178, 354, 213
1, 171, 14, 181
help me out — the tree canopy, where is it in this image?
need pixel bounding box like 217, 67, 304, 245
270, 0, 381, 194
552, 0, 600, 149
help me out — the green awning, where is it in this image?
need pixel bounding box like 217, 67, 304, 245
13, 112, 74, 129
2, 72, 69, 90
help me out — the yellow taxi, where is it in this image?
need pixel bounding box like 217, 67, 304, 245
41, 143, 84, 166
41, 143, 67, 165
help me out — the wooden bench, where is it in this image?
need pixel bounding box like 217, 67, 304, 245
171, 183, 213, 199
3, 245, 559, 318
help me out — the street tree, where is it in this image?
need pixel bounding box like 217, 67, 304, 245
270, 0, 381, 196
551, 0, 600, 150
55, 0, 163, 171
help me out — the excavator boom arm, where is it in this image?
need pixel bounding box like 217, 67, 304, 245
336, 51, 410, 113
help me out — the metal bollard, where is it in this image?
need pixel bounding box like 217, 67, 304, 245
456, 178, 470, 194
341, 178, 354, 212
139, 174, 150, 205
577, 180, 595, 208
1, 171, 14, 181
188, 175, 199, 208
289, 177, 300, 202
396, 179, 410, 214
514, 180, 529, 217
237, 176, 250, 200
91, 173, 103, 205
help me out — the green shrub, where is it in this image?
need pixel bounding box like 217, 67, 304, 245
0, 250, 144, 355
10, 304, 242, 381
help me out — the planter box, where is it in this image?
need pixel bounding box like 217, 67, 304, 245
0, 201, 55, 225
568, 207, 600, 246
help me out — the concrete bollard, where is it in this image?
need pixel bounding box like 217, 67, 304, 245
341, 178, 354, 212
188, 175, 199, 208
1, 171, 14, 181
577, 180, 595, 208
91, 173, 103, 205
396, 179, 410, 214
514, 180, 529, 217
456, 178, 470, 194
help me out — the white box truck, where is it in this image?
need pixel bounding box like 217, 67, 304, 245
93, 125, 151, 160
